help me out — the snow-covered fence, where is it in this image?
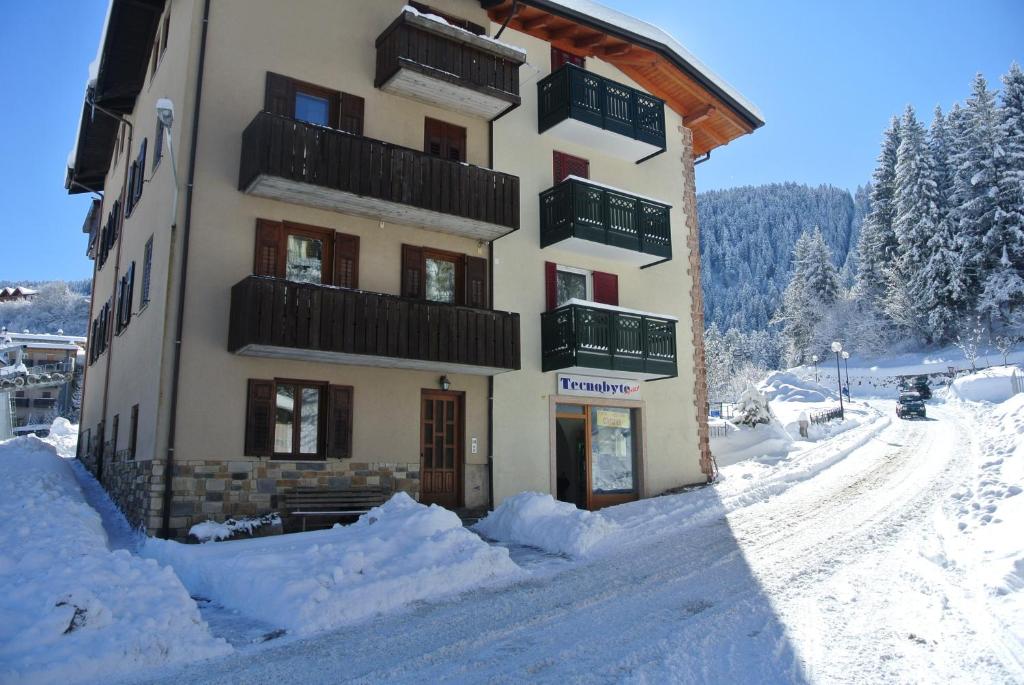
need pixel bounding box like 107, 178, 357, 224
810, 407, 843, 425
708, 423, 729, 438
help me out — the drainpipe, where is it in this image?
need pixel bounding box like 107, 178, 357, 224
161, 0, 211, 539
487, 119, 496, 513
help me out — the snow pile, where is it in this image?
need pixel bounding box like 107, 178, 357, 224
949, 365, 1023, 403
0, 436, 229, 684
45, 417, 79, 458
474, 492, 620, 558
710, 418, 793, 467
143, 492, 521, 636
759, 371, 833, 403
946, 394, 1024, 643
189, 513, 282, 542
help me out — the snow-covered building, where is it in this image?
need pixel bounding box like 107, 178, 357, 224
0, 286, 39, 302
64, 0, 762, 538
0, 330, 85, 435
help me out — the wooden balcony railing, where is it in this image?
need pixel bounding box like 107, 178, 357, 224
540, 177, 671, 264
229, 276, 521, 374
239, 112, 520, 240
375, 9, 524, 119
541, 302, 677, 379
538, 63, 666, 159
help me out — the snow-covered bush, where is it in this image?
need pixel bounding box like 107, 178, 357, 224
733, 384, 773, 427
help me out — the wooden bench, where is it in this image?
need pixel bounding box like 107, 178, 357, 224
283, 487, 390, 532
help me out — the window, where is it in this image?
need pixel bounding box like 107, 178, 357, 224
154, 118, 165, 170
97, 200, 121, 270
253, 219, 359, 287
115, 262, 136, 334
552, 47, 585, 71
141, 236, 153, 307
553, 151, 589, 183
161, 13, 170, 54
129, 404, 139, 459
111, 414, 120, 457
245, 379, 353, 460
264, 73, 365, 135
555, 265, 591, 306
545, 262, 618, 310
424, 118, 467, 162
89, 297, 114, 364
126, 139, 147, 216
401, 245, 487, 308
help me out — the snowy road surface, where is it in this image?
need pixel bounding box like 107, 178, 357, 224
136, 400, 1022, 684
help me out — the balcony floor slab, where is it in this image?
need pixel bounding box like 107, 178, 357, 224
379, 64, 517, 120
244, 174, 515, 242
235, 343, 515, 376
541, 117, 663, 163
545, 236, 667, 266
549, 364, 676, 382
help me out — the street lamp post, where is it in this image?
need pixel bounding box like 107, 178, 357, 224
812, 354, 819, 383
831, 342, 845, 419
842, 350, 851, 400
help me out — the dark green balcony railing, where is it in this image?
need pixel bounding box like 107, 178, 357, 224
540, 177, 671, 261
538, 63, 666, 152
541, 303, 677, 379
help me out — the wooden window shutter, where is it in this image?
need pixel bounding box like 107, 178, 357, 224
593, 271, 619, 306
464, 256, 487, 308
340, 93, 365, 135
135, 138, 147, 203
424, 118, 466, 162
333, 232, 360, 289
545, 261, 558, 311
401, 244, 425, 298
253, 219, 284, 277
446, 122, 467, 162
245, 379, 275, 457
264, 72, 295, 116
125, 261, 135, 327
551, 47, 585, 71
326, 385, 353, 459
553, 151, 589, 183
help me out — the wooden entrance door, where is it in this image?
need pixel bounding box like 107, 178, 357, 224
420, 391, 463, 508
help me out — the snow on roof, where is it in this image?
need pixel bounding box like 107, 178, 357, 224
564, 297, 679, 321
6, 332, 87, 345
68, 0, 113, 173
402, 5, 526, 59
539, 0, 763, 125
561, 175, 672, 206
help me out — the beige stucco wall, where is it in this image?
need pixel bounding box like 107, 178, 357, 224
490, 26, 704, 504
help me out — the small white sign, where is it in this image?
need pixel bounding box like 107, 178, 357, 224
557, 374, 642, 399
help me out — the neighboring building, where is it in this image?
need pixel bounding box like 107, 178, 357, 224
2, 330, 85, 433
0, 287, 39, 302
65, 0, 762, 538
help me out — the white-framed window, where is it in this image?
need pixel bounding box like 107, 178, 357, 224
555, 265, 592, 306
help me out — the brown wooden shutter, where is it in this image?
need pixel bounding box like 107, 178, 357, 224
254, 219, 284, 277
265, 72, 295, 116
551, 46, 585, 71
326, 385, 353, 459
553, 151, 589, 183
593, 271, 619, 306
333, 232, 360, 289
424, 118, 466, 162
340, 93, 365, 135
545, 261, 558, 311
464, 256, 487, 308
245, 379, 275, 457
401, 244, 425, 298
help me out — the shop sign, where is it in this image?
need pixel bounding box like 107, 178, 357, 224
557, 374, 641, 399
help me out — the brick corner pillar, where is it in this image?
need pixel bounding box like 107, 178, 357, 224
678, 125, 714, 481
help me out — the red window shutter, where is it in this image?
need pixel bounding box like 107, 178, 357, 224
254, 219, 283, 277
340, 93, 365, 135
553, 151, 588, 183
333, 232, 360, 289
245, 379, 275, 457
401, 244, 425, 298
264, 72, 295, 116
593, 271, 619, 306
326, 385, 353, 459
464, 256, 487, 308
545, 261, 558, 311
551, 46, 585, 71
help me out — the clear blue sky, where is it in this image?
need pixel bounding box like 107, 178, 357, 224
1, 0, 1021, 282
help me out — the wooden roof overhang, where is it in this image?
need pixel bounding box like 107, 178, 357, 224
481, 0, 764, 156
66, 0, 166, 194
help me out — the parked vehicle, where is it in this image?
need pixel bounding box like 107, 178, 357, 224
896, 391, 927, 419
911, 375, 932, 399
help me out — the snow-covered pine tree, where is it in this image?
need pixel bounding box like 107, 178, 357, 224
732, 384, 772, 427
888, 105, 940, 339
855, 118, 901, 314
776, 228, 841, 364
929, 106, 954, 221
987, 62, 1024, 324
950, 74, 1002, 315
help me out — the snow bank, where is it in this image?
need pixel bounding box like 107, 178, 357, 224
474, 492, 620, 558
44, 417, 79, 459
710, 419, 792, 467
142, 492, 521, 636
950, 365, 1023, 403
189, 513, 282, 542
759, 371, 833, 403
0, 436, 229, 684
